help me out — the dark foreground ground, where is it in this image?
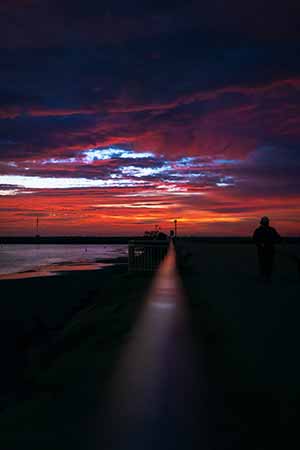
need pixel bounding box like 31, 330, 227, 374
178, 242, 300, 449
0, 243, 299, 449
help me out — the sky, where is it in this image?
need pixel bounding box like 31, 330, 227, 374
0, 0, 300, 236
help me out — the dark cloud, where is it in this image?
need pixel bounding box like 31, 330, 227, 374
0, 0, 300, 234
1, 1, 300, 49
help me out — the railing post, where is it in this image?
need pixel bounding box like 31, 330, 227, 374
128, 240, 170, 272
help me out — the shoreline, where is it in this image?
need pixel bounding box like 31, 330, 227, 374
1, 236, 300, 245
0, 254, 128, 281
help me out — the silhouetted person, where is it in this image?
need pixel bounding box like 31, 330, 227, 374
253, 216, 281, 282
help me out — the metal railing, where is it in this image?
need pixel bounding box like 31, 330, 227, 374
106, 241, 201, 450
128, 239, 169, 272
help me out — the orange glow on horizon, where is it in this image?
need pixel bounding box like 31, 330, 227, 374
1, 187, 299, 236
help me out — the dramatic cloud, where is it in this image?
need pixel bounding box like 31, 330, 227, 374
0, 1, 299, 235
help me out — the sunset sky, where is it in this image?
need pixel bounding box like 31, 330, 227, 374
0, 1, 300, 235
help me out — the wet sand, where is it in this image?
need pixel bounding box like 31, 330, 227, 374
0, 261, 114, 280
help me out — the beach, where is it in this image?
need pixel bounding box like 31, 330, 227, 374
0, 243, 128, 277
0, 242, 299, 449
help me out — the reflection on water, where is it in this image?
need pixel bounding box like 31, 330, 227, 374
0, 261, 113, 280
0, 244, 127, 278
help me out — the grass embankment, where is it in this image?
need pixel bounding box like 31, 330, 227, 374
0, 265, 152, 448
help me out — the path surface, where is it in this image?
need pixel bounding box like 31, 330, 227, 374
178, 241, 300, 449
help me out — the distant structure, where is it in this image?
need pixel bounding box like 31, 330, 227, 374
144, 225, 168, 240
35, 216, 40, 238
174, 219, 177, 237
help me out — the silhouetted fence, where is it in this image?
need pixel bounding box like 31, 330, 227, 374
128, 240, 169, 272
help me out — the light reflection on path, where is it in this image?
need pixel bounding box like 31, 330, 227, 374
102, 242, 208, 450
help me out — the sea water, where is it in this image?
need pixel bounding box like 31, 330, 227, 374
0, 244, 127, 276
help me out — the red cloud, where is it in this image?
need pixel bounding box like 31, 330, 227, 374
1, 77, 300, 235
